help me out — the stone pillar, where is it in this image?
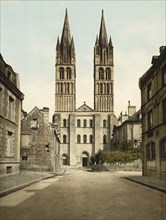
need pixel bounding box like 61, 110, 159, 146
69, 114, 76, 165
94, 114, 100, 154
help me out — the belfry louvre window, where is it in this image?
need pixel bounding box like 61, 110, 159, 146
59, 68, 64, 79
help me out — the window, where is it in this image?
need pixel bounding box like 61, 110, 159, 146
103, 120, 106, 128
100, 84, 103, 94
90, 119, 93, 128
22, 156, 28, 161
163, 99, 166, 123
146, 142, 156, 161
162, 64, 166, 85
89, 135, 93, 144
103, 135, 107, 144
67, 67, 71, 79
59, 67, 64, 79
77, 135, 81, 143
63, 119, 67, 127
31, 118, 38, 129
7, 131, 13, 157
63, 135, 67, 144
77, 119, 81, 127
106, 68, 111, 80
7, 71, 12, 80
147, 82, 152, 100
147, 110, 153, 129
99, 68, 104, 80
83, 135, 87, 143
107, 83, 110, 94
8, 96, 14, 121
160, 138, 166, 159
83, 119, 87, 127
6, 166, 12, 174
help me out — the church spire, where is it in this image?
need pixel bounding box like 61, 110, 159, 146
99, 10, 108, 45
61, 8, 72, 45
56, 9, 75, 64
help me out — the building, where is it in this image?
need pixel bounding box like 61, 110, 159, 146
53, 10, 116, 166
0, 54, 24, 176
112, 101, 142, 151
53, 10, 117, 167
20, 107, 60, 172
139, 46, 166, 180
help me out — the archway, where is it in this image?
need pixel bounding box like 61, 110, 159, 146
62, 154, 68, 166
82, 152, 89, 167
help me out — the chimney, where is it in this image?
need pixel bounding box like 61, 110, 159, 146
128, 101, 136, 117
42, 107, 49, 123
159, 46, 166, 54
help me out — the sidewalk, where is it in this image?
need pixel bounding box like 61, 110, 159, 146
125, 175, 166, 193
0, 170, 65, 197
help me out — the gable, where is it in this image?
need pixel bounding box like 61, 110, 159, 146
77, 102, 93, 112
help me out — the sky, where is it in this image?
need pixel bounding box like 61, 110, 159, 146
1, 0, 165, 120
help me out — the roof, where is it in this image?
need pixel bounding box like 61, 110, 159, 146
139, 46, 166, 89
76, 102, 94, 112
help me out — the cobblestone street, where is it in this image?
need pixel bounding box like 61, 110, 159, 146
0, 169, 165, 220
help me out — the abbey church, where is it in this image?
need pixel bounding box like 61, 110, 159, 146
53, 10, 117, 167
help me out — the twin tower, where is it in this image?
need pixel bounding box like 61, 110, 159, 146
55, 9, 114, 112
54, 10, 115, 166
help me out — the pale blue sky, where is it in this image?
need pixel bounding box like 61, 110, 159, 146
1, 0, 165, 119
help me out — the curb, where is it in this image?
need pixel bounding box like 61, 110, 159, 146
0, 173, 64, 198
125, 177, 166, 193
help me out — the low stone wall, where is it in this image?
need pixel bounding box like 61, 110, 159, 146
105, 159, 142, 172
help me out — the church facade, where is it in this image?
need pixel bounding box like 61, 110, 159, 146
53, 10, 117, 167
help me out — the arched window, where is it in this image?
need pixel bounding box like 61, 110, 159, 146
106, 68, 111, 80
63, 119, 67, 127
60, 82, 63, 94
83, 135, 87, 143
67, 82, 70, 94
90, 119, 93, 128
99, 68, 104, 80
89, 135, 93, 144
103, 120, 106, 128
83, 119, 87, 127
66, 67, 71, 79
107, 83, 110, 94
59, 67, 64, 79
63, 135, 67, 144
77, 119, 81, 127
103, 135, 107, 144
100, 84, 103, 94
77, 135, 81, 143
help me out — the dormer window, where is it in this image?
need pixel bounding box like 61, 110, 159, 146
31, 118, 38, 129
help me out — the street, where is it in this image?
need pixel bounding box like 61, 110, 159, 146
0, 169, 165, 220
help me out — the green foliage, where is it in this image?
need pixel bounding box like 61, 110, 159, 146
94, 148, 142, 165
